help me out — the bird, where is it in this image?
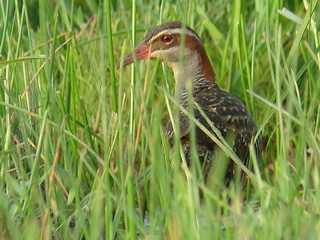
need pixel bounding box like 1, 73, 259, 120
116, 21, 262, 186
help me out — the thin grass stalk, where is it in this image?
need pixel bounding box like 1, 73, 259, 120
0, 0, 11, 181
106, 0, 118, 112
237, 16, 250, 109
0, 0, 9, 52
124, 0, 138, 238
102, 0, 115, 238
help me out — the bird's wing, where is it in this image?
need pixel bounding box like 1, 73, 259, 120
194, 87, 258, 134
194, 87, 262, 158
165, 86, 261, 158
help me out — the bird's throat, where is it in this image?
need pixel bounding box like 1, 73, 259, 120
169, 50, 215, 98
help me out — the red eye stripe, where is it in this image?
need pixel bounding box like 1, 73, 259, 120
161, 34, 173, 43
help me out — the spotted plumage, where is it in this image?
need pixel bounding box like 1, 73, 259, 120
117, 21, 262, 185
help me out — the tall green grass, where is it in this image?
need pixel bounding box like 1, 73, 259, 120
0, 0, 319, 239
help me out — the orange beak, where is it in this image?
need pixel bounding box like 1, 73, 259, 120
116, 42, 151, 69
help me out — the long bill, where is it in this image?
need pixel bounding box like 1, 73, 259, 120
115, 42, 151, 69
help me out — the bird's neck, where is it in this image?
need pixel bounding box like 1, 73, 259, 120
168, 48, 216, 97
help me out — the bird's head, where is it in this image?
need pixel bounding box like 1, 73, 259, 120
116, 21, 215, 84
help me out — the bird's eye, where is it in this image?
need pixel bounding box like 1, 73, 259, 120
161, 34, 173, 43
